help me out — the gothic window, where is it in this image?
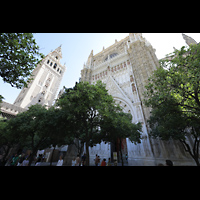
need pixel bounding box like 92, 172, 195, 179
55, 56, 58, 60
50, 62, 53, 66
53, 63, 57, 69
104, 53, 118, 62
110, 53, 118, 59
57, 68, 60, 72
47, 60, 50, 64
59, 70, 62, 74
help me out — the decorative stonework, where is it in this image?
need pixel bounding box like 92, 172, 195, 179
13, 46, 66, 109
81, 33, 196, 165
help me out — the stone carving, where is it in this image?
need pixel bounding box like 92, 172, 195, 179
131, 83, 136, 92
182, 33, 197, 46
80, 33, 196, 166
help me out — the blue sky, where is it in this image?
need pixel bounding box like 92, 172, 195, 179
1, 33, 200, 104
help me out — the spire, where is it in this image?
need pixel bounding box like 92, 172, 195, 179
51, 45, 62, 59
55, 45, 62, 54
89, 49, 93, 57
85, 50, 93, 68
182, 34, 197, 46
129, 33, 143, 43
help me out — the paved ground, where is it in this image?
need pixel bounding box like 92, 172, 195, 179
31, 162, 128, 166
31, 162, 58, 166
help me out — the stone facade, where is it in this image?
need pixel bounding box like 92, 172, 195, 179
81, 33, 195, 166
0, 101, 27, 119
13, 46, 66, 109
1, 33, 197, 165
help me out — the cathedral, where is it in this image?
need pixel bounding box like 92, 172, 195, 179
80, 33, 197, 166
0, 33, 197, 165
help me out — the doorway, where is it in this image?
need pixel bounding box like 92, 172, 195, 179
111, 138, 128, 163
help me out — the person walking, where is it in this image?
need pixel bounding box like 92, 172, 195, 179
95, 154, 99, 166
101, 158, 106, 166
56, 156, 63, 166
35, 156, 41, 166
22, 157, 29, 166
166, 160, 173, 166
75, 154, 81, 166
81, 153, 86, 166
107, 158, 112, 166
72, 157, 76, 166
11, 154, 19, 166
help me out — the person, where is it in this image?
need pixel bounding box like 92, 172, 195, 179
101, 158, 106, 166
56, 156, 63, 166
35, 156, 41, 166
11, 154, 19, 166
22, 157, 29, 166
17, 155, 24, 166
81, 153, 86, 166
75, 154, 81, 166
107, 158, 112, 166
95, 154, 99, 166
98, 156, 100, 165
166, 160, 173, 166
72, 157, 76, 166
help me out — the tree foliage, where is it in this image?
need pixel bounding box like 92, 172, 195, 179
0, 33, 44, 89
144, 43, 200, 165
0, 81, 142, 166
57, 81, 142, 166
6, 104, 69, 165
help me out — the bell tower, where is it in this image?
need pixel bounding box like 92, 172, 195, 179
13, 45, 66, 109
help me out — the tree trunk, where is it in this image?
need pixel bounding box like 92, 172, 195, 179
86, 141, 89, 166
180, 139, 200, 166
2, 145, 11, 166
120, 139, 124, 166
28, 148, 37, 166
50, 146, 55, 166
193, 155, 200, 166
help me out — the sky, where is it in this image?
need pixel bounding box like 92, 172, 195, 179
1, 33, 200, 105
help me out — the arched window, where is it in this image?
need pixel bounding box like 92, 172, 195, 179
110, 53, 118, 59
53, 63, 57, 69
104, 53, 118, 62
